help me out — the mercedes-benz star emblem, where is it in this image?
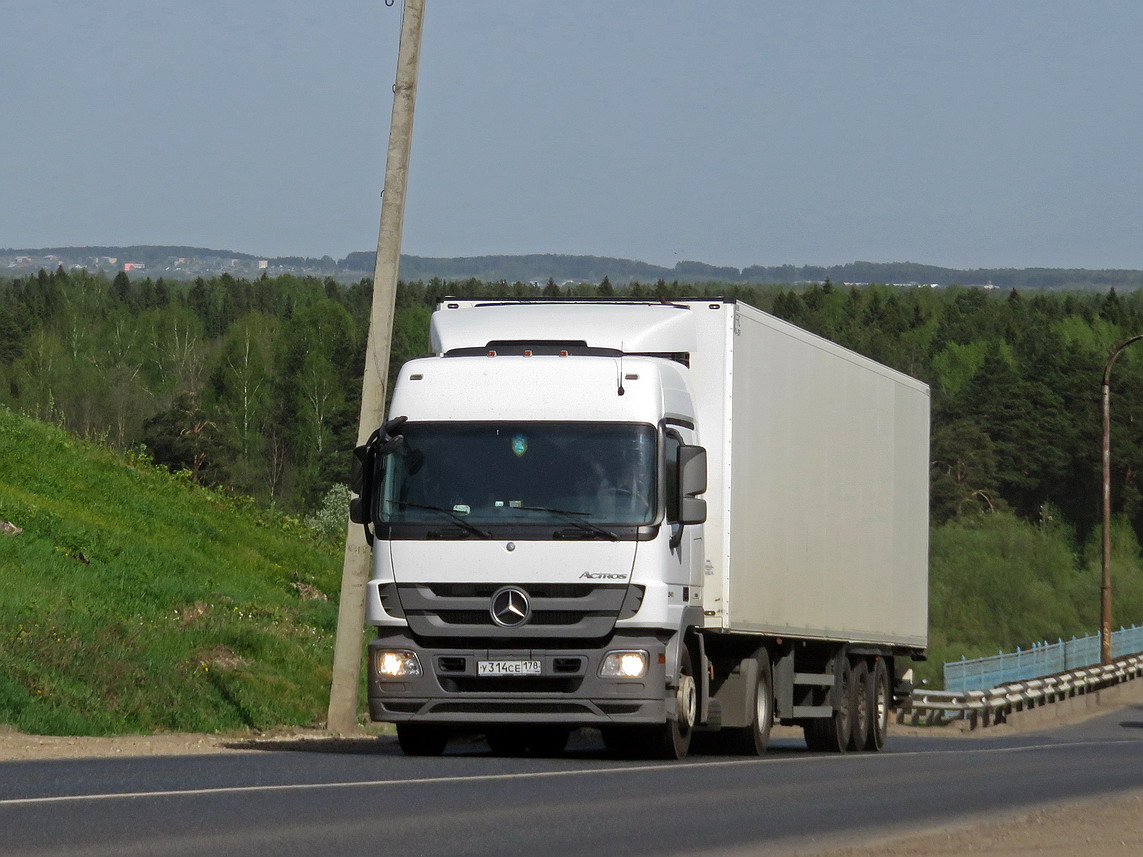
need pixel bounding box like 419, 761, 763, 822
490, 587, 531, 628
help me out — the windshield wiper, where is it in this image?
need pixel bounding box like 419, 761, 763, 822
516, 505, 619, 541
388, 501, 493, 539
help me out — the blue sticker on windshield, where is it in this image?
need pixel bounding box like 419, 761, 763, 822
511, 433, 528, 457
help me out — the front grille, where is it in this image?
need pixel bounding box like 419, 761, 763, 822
531, 611, 593, 625
398, 583, 640, 639
427, 583, 593, 599
434, 610, 612, 627
437, 611, 491, 625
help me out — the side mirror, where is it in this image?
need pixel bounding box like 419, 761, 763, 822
349, 496, 366, 525
349, 441, 375, 525
348, 416, 408, 540
678, 444, 707, 526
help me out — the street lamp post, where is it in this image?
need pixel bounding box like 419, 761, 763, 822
1101, 334, 1143, 665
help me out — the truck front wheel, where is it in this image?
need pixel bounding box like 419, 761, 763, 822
645, 645, 696, 760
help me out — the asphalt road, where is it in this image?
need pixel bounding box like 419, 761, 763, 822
3, 706, 1143, 857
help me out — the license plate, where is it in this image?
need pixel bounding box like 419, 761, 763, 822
478, 660, 542, 676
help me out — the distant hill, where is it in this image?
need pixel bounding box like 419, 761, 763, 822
6, 245, 1143, 290
344, 254, 1143, 291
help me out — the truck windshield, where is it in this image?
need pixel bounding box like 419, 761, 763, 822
379, 422, 657, 528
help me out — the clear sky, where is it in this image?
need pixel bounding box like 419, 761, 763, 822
4, 1, 1142, 271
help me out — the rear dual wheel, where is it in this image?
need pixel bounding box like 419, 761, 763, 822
848, 660, 871, 751
867, 658, 890, 752
803, 657, 889, 753
804, 659, 853, 753
850, 658, 891, 751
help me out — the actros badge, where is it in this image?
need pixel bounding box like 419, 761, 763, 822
490, 586, 531, 627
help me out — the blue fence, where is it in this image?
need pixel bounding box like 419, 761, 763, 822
944, 624, 1143, 692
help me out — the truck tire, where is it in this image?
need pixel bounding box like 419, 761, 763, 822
644, 645, 696, 760
848, 660, 871, 751
396, 723, 448, 756
722, 652, 773, 756
865, 658, 890, 752
803, 656, 855, 753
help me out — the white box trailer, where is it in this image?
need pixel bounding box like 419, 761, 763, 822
689, 302, 929, 646
351, 299, 929, 758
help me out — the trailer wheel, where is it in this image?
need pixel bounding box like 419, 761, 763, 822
848, 660, 871, 751
803, 656, 855, 753
645, 645, 696, 760
396, 723, 448, 756
723, 652, 773, 756
865, 659, 890, 752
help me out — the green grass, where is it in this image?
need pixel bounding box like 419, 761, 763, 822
0, 406, 344, 735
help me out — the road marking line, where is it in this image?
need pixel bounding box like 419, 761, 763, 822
0, 738, 1137, 807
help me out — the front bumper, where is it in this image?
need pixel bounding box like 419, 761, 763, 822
368, 629, 671, 725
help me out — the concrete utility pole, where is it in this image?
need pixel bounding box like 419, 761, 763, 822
1100, 334, 1143, 666
327, 0, 426, 735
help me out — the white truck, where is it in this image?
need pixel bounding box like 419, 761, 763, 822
350, 299, 929, 758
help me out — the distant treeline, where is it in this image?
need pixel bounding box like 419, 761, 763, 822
5, 267, 1143, 536
10, 246, 1143, 290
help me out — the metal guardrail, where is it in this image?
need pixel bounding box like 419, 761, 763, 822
901, 652, 1143, 729
945, 624, 1143, 692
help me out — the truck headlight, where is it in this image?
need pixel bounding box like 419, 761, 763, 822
599, 650, 649, 679
376, 650, 422, 678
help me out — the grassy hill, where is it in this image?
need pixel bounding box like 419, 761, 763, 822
0, 406, 343, 736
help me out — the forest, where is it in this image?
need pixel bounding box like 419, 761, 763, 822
4, 267, 1143, 674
